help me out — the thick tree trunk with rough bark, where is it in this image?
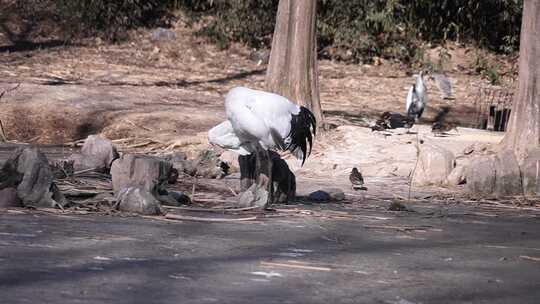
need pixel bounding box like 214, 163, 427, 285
502, 1, 540, 161
265, 0, 323, 126
467, 2, 540, 198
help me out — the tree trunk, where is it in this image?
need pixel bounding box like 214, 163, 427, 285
502, 1, 540, 161
265, 0, 323, 126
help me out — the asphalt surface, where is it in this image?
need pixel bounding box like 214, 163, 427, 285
1, 202, 539, 304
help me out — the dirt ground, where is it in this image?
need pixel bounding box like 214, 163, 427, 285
0, 21, 509, 191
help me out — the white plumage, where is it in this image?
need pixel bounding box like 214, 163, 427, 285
208, 86, 316, 164
406, 71, 427, 121
430, 73, 453, 99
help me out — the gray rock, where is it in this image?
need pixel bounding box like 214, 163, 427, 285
521, 148, 540, 196
194, 149, 229, 178
0, 188, 21, 208
467, 155, 497, 197
150, 28, 177, 42
0, 148, 68, 208
463, 143, 490, 156
412, 144, 455, 186
249, 49, 270, 65
162, 151, 188, 170
81, 135, 119, 171
67, 153, 107, 173
308, 190, 331, 202
116, 187, 162, 215
238, 183, 269, 208
111, 154, 173, 195
446, 164, 467, 186
309, 188, 345, 202
494, 150, 522, 197
182, 159, 198, 176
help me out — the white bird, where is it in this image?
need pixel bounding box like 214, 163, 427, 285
406, 71, 427, 121
208, 86, 316, 165
430, 73, 454, 99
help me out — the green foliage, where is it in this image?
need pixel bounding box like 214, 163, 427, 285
4, 0, 523, 60
471, 51, 503, 85
179, 0, 523, 62
55, 0, 173, 40
1, 0, 174, 42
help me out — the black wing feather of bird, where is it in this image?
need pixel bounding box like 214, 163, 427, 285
287, 106, 316, 165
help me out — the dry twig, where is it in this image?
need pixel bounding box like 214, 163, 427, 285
165, 213, 257, 222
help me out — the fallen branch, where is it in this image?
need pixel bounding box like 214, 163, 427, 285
363, 224, 435, 232
189, 197, 238, 204
260, 261, 332, 271
519, 255, 540, 262
0, 119, 6, 142
162, 205, 259, 212
165, 213, 257, 222
0, 83, 21, 100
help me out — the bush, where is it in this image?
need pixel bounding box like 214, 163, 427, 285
2, 1, 523, 61
179, 0, 523, 62
55, 0, 173, 40
0, 0, 174, 42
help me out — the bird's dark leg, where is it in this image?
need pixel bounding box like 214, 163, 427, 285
238, 154, 256, 191
254, 145, 272, 209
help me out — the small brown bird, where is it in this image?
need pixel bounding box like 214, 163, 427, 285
432, 121, 458, 136
349, 167, 367, 190
431, 106, 458, 136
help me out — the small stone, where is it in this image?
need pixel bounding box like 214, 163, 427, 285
308, 190, 331, 202
238, 184, 268, 208
388, 202, 408, 211
150, 28, 176, 42
111, 154, 173, 195
462, 143, 489, 155
446, 164, 467, 186
67, 153, 107, 173
309, 188, 346, 202
412, 144, 455, 186
116, 187, 162, 215
81, 135, 119, 171
194, 149, 229, 178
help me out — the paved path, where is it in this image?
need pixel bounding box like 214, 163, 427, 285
1, 202, 539, 304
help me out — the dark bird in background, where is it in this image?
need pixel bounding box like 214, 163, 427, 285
371, 112, 415, 131
349, 167, 367, 191
431, 106, 458, 136
429, 73, 454, 100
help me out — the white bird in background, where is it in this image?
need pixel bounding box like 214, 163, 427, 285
406, 71, 427, 121
430, 73, 454, 99
208, 86, 316, 165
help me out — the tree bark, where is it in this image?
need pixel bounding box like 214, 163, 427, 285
502, 1, 540, 161
265, 0, 323, 126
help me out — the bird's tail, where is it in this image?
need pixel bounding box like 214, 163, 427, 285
286, 106, 316, 165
